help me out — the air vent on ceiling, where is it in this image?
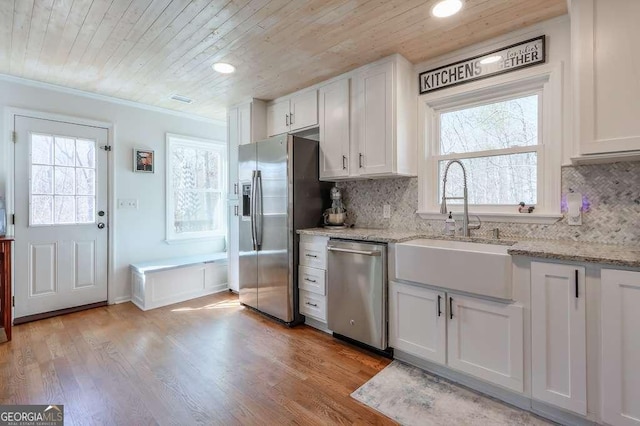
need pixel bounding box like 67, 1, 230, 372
170, 94, 193, 104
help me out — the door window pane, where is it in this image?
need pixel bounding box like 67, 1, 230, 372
75, 139, 95, 168
76, 196, 95, 223
32, 165, 53, 194
31, 134, 53, 164
55, 166, 75, 195
76, 168, 95, 196
31, 195, 53, 225
54, 196, 76, 224
438, 152, 538, 205
55, 137, 76, 166
30, 135, 97, 226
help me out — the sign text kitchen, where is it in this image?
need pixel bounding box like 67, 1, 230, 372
419, 36, 546, 94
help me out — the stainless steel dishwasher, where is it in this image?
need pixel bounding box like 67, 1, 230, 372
327, 239, 387, 350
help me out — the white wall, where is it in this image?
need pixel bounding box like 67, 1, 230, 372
0, 76, 227, 303
413, 15, 572, 165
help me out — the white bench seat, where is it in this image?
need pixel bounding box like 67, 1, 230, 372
130, 253, 228, 311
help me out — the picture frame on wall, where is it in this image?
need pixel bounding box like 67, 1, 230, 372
134, 149, 154, 173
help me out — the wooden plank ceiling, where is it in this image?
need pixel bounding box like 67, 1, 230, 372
0, 0, 567, 120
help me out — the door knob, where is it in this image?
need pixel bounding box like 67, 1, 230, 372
97, 222, 105, 229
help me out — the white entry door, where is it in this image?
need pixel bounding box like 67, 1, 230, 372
13, 115, 109, 320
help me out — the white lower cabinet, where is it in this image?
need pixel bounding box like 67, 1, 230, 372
298, 235, 329, 327
447, 294, 524, 392
601, 269, 640, 426
389, 281, 446, 364
389, 281, 523, 392
531, 262, 587, 415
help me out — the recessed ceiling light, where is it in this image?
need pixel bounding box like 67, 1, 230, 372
431, 0, 463, 18
170, 94, 193, 104
480, 55, 503, 65
212, 62, 236, 74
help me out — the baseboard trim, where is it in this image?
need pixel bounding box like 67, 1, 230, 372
112, 296, 132, 305
13, 301, 108, 325
303, 316, 331, 334
394, 350, 596, 426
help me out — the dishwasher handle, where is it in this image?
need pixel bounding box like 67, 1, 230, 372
327, 246, 381, 256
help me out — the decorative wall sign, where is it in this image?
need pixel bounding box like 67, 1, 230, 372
419, 36, 546, 94
134, 149, 154, 173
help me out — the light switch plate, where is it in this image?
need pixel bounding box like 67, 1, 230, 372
118, 199, 138, 209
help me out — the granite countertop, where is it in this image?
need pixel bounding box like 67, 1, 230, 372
508, 240, 640, 268
297, 227, 640, 268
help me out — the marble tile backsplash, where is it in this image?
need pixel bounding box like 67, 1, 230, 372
337, 161, 640, 245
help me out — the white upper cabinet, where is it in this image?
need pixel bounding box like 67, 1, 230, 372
572, 0, 640, 156
227, 99, 266, 199
601, 269, 640, 426
531, 262, 587, 415
290, 90, 318, 131
227, 108, 239, 199
317, 55, 417, 181
319, 78, 351, 179
354, 61, 394, 176
267, 90, 318, 136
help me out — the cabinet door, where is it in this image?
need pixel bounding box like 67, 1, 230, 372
319, 79, 350, 179
531, 262, 586, 415
227, 200, 239, 292
447, 294, 524, 392
355, 61, 393, 176
601, 269, 640, 426
290, 90, 318, 131
227, 108, 239, 199
389, 281, 446, 364
238, 103, 252, 145
267, 99, 290, 136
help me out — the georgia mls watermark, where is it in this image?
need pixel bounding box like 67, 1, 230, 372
0, 405, 64, 426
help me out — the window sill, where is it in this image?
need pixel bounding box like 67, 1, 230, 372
416, 211, 563, 225
165, 235, 225, 245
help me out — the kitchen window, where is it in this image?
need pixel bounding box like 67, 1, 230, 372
419, 65, 563, 223
166, 134, 226, 242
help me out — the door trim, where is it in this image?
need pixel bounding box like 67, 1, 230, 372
4, 107, 117, 313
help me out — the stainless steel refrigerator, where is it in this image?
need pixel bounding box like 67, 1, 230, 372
238, 134, 330, 325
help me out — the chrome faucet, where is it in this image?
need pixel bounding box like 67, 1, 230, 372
440, 159, 481, 237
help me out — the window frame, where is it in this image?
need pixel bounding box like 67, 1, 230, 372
418, 63, 563, 224
165, 133, 227, 243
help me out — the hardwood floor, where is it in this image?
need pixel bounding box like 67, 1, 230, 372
0, 291, 395, 425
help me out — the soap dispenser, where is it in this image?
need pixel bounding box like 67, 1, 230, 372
445, 212, 456, 236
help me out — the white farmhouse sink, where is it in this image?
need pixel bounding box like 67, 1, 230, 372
395, 239, 513, 300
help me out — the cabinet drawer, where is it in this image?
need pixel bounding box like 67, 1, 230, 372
298, 266, 326, 295
300, 243, 326, 269
299, 290, 327, 322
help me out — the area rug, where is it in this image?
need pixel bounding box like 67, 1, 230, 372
351, 361, 551, 426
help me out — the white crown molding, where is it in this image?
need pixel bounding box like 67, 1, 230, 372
0, 73, 226, 126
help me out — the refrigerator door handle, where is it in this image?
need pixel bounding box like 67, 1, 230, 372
256, 170, 263, 249
250, 170, 257, 251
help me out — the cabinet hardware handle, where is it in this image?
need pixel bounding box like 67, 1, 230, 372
286, 114, 289, 127
304, 278, 317, 283
342, 155, 347, 170
359, 153, 364, 168
449, 296, 453, 319
437, 295, 442, 317
290, 112, 294, 124
234, 183, 238, 194
305, 254, 318, 258
305, 302, 318, 307
234, 205, 239, 216
575, 270, 579, 298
